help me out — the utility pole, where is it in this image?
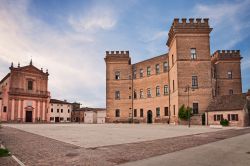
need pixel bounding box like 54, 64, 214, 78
185, 85, 194, 128
131, 65, 134, 123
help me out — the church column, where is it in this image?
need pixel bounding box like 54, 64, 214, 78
22, 100, 25, 122
17, 100, 21, 121
37, 101, 40, 121
35, 100, 38, 122
33, 101, 36, 122
11, 99, 15, 120
42, 101, 45, 121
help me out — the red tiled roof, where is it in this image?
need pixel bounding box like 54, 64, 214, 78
50, 99, 72, 104
207, 94, 247, 112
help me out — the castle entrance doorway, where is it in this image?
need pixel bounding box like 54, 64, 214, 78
147, 110, 152, 123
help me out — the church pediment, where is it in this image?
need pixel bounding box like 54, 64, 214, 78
10, 64, 49, 76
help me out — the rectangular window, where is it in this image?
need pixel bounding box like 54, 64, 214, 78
50, 117, 54, 121
3, 106, 7, 112
140, 89, 143, 98
67, 118, 70, 121
134, 109, 137, 117
192, 76, 198, 88
147, 67, 151, 76
164, 107, 169, 116
115, 109, 120, 117
193, 103, 199, 114
28, 80, 33, 90
156, 107, 160, 117
147, 88, 151, 98
155, 64, 160, 74
214, 114, 223, 121
191, 48, 197, 59
163, 62, 168, 72
140, 69, 143, 78
164, 85, 169, 95
229, 89, 233, 95
68, 109, 70, 113
51, 108, 53, 113
61, 109, 63, 113
173, 80, 175, 91
140, 109, 143, 117
228, 71, 232, 79
156, 86, 160, 96
57, 109, 59, 113
115, 71, 120, 80
231, 114, 239, 121
60, 117, 64, 121
173, 105, 175, 115
134, 90, 137, 99
133, 68, 136, 79
172, 54, 174, 66
115, 91, 120, 100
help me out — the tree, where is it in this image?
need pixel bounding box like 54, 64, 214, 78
178, 104, 192, 120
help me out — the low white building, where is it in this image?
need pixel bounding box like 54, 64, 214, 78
49, 99, 72, 123
97, 110, 106, 124
84, 108, 106, 124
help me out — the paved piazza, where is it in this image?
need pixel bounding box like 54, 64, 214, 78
3, 123, 225, 148
0, 124, 250, 166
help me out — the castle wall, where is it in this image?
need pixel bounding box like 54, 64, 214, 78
133, 55, 170, 123
176, 34, 212, 117
105, 51, 132, 123
212, 50, 242, 96
168, 38, 179, 123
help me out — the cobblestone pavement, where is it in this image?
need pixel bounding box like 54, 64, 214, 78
0, 126, 250, 166
0, 156, 19, 166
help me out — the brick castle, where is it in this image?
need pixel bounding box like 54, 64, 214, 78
105, 18, 249, 126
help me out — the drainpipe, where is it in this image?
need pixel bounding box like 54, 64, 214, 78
168, 58, 171, 124
131, 65, 134, 123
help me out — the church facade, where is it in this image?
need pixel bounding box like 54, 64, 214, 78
0, 61, 50, 122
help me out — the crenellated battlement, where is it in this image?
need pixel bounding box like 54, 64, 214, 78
167, 18, 212, 47
106, 51, 129, 56
105, 50, 130, 63
212, 50, 241, 61
172, 18, 209, 26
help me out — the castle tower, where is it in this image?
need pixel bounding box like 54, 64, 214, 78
104, 51, 132, 122
211, 50, 242, 96
167, 18, 213, 124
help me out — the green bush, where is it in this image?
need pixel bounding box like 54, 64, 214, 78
220, 119, 229, 126
0, 148, 10, 157
178, 104, 192, 120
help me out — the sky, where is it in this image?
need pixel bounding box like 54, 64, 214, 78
0, 0, 250, 107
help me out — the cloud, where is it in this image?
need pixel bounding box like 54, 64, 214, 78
193, 0, 250, 91
68, 6, 117, 32
193, 0, 250, 49
0, 0, 118, 107
142, 31, 168, 43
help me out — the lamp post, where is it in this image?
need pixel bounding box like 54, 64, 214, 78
184, 85, 194, 128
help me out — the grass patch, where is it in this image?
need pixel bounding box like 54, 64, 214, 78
0, 148, 10, 157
